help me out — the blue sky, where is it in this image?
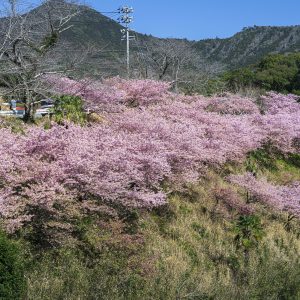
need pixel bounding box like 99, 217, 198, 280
85, 0, 300, 40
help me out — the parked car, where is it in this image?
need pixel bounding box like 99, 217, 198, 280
35, 108, 53, 117
41, 98, 55, 108
0, 110, 14, 116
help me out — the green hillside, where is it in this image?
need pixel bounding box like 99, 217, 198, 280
224, 52, 300, 94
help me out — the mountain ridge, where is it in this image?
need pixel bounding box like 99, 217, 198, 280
1, 1, 300, 76
194, 25, 300, 68
60, 4, 300, 73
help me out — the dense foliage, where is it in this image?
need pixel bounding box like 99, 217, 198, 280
52, 95, 86, 125
224, 52, 300, 94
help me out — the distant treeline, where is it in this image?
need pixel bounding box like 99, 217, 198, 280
223, 52, 300, 95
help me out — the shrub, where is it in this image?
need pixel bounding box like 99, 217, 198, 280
229, 173, 300, 218
53, 95, 86, 125
45, 75, 126, 113
0, 230, 25, 299
205, 93, 260, 115
234, 215, 263, 250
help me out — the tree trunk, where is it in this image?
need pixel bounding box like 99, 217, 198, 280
23, 89, 34, 123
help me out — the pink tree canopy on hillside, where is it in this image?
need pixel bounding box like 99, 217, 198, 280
229, 173, 300, 218
1, 78, 300, 233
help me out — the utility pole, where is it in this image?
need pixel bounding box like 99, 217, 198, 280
118, 6, 134, 78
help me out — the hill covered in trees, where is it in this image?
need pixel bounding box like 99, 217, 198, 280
224, 52, 300, 95
58, 5, 300, 73
2, 1, 299, 77
61, 10, 300, 75
1, 0, 300, 88
194, 26, 300, 69
1, 1, 300, 299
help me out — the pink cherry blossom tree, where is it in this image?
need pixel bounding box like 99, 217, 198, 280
0, 78, 300, 241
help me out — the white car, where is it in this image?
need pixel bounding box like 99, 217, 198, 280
0, 110, 14, 116
35, 107, 53, 117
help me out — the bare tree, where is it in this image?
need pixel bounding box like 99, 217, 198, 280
134, 37, 227, 94
0, 0, 85, 121
139, 38, 198, 90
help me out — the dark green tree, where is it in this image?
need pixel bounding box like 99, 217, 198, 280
224, 52, 300, 95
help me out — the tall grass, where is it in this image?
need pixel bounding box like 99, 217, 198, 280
24, 152, 300, 299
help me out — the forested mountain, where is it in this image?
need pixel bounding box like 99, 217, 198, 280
1, 1, 300, 77
194, 25, 300, 69
59, 4, 300, 73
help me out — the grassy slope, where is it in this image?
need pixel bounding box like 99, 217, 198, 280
24, 151, 300, 300
140, 154, 300, 299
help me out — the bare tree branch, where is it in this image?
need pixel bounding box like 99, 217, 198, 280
0, 0, 90, 121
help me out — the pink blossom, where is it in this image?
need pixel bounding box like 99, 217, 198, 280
206, 93, 260, 115
261, 92, 300, 115
229, 173, 300, 218
1, 79, 300, 234
104, 77, 171, 106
